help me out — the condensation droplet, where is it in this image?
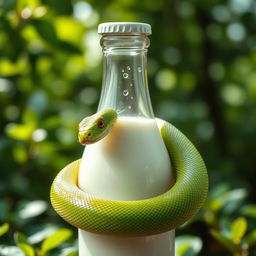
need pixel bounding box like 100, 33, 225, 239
121, 69, 124, 72
123, 90, 129, 96
138, 67, 142, 72
131, 96, 134, 100
123, 73, 129, 79
130, 83, 133, 87
128, 105, 132, 109
127, 66, 131, 70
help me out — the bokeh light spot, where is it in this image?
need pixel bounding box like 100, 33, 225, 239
21, 8, 32, 19
155, 69, 177, 91
212, 5, 230, 22
33, 6, 47, 18
221, 84, 246, 106
227, 23, 246, 41
0, 78, 13, 94
73, 1, 92, 21
229, 0, 252, 14
32, 129, 47, 142
73, 1, 99, 27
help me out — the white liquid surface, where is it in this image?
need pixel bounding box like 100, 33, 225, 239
78, 117, 175, 256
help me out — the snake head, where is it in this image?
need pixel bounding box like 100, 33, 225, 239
78, 108, 117, 145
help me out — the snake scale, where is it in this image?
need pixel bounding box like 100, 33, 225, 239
50, 108, 208, 236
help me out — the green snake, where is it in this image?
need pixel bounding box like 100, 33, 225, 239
50, 108, 208, 236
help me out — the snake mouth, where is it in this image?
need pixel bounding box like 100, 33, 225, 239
79, 138, 96, 145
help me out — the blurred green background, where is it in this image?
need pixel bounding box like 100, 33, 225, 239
0, 0, 256, 255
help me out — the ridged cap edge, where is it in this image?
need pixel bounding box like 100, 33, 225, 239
98, 22, 152, 35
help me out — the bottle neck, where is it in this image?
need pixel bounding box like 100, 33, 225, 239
98, 35, 154, 118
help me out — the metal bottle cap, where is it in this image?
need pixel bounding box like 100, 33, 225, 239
98, 22, 152, 35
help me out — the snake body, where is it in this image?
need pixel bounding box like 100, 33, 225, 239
50, 109, 208, 236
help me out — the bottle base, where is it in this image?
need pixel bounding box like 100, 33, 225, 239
78, 229, 175, 256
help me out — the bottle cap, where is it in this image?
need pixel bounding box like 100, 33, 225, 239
98, 22, 152, 35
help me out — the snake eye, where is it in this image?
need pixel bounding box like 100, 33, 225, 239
87, 132, 91, 137
98, 119, 105, 128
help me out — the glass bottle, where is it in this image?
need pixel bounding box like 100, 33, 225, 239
78, 22, 175, 256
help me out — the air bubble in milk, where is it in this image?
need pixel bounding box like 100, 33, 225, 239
123, 73, 129, 79
123, 90, 129, 96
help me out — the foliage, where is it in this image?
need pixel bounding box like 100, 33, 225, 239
0, 225, 77, 256
0, 0, 256, 255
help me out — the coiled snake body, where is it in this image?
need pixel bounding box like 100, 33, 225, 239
50, 109, 208, 236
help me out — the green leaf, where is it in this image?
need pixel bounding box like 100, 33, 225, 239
17, 243, 35, 256
31, 19, 59, 47
35, 248, 43, 256
14, 232, 29, 244
41, 228, 73, 253
0, 223, 9, 236
22, 109, 38, 126
60, 247, 78, 256
210, 229, 236, 253
13, 145, 28, 164
17, 0, 41, 12
244, 229, 256, 247
231, 217, 247, 244
207, 186, 247, 213
175, 235, 202, 256
241, 205, 256, 218
64, 251, 78, 256
224, 189, 247, 214
177, 244, 191, 256
5, 123, 34, 141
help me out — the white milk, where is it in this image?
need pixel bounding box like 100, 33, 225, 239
78, 116, 175, 256
78, 116, 173, 199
